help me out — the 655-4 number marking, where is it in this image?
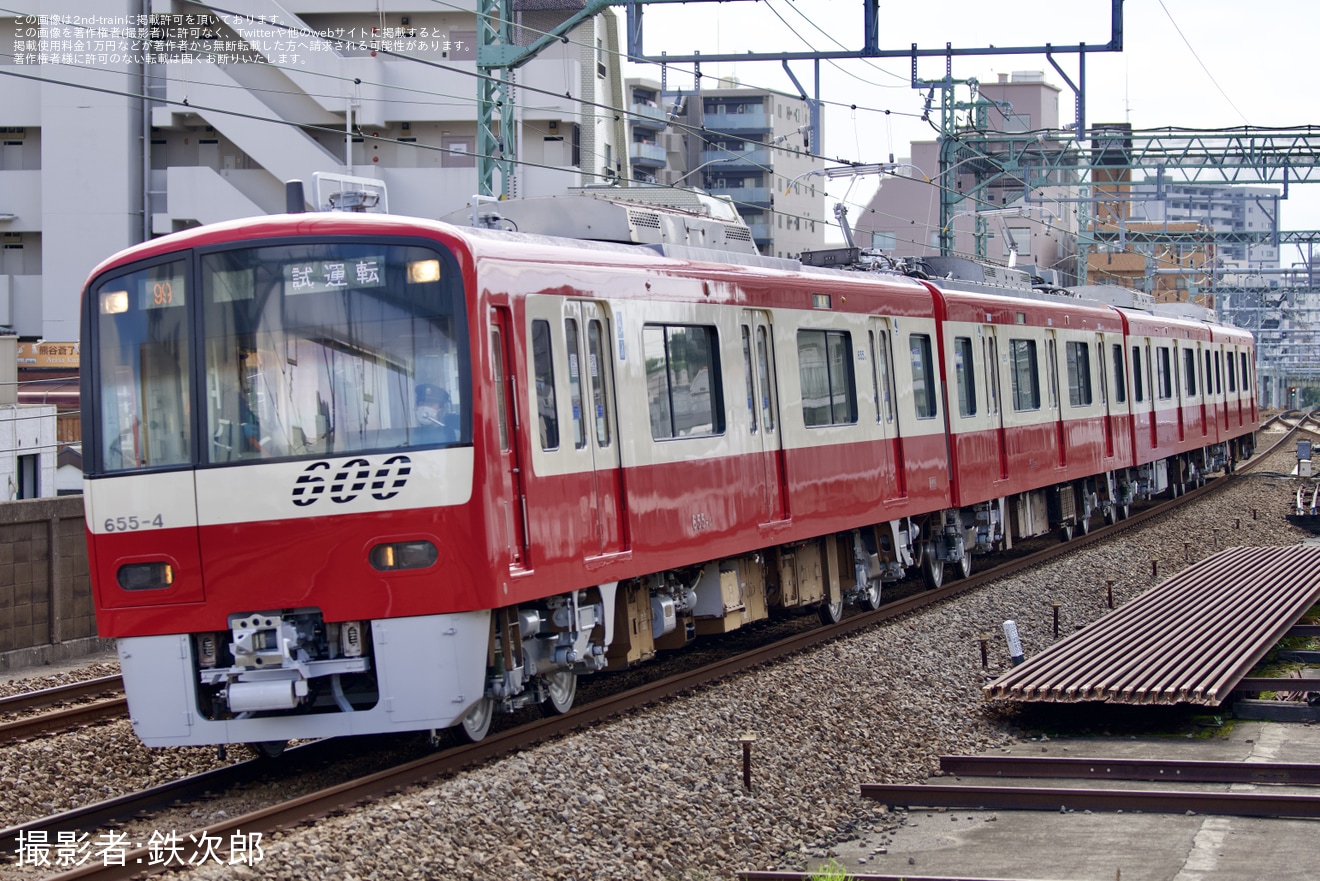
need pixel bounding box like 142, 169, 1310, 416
103, 514, 164, 532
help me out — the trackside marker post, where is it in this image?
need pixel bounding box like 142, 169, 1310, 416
1003, 620, 1024, 666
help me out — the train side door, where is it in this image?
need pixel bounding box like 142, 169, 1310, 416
1173, 342, 1187, 443
982, 326, 1008, 481
489, 307, 528, 569
565, 300, 627, 556
742, 310, 788, 521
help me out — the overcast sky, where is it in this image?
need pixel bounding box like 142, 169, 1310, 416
622, 0, 1319, 254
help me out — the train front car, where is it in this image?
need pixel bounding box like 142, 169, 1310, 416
81, 216, 494, 749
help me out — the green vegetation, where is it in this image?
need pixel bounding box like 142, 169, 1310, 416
807, 858, 855, 881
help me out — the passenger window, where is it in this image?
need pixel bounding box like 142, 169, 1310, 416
565, 318, 587, 448
1132, 346, 1144, 403
1214, 352, 1222, 394
798, 329, 858, 426
531, 320, 559, 450
1009, 338, 1040, 411
984, 336, 1000, 415
1240, 353, 1249, 392
491, 327, 509, 451
1157, 347, 1173, 400
742, 326, 758, 433
1065, 341, 1092, 407
756, 326, 776, 431
1227, 353, 1237, 392
1183, 348, 1197, 396
643, 324, 724, 440
909, 333, 937, 420
587, 319, 611, 447
1045, 338, 1059, 409
873, 329, 895, 423
954, 336, 976, 417
1112, 344, 1127, 404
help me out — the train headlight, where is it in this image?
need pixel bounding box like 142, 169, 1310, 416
117, 561, 174, 591
369, 540, 438, 571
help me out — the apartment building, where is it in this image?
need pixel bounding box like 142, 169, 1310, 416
623, 77, 823, 259
1, 0, 627, 342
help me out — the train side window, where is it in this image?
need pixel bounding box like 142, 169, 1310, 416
873, 329, 895, 423
1045, 338, 1059, 409
1183, 348, 1197, 397
1112, 344, 1126, 404
909, 333, 937, 420
798, 329, 858, 426
565, 318, 587, 448
1131, 346, 1144, 403
1009, 338, 1040, 411
587, 319, 612, 447
742, 326, 758, 433
1065, 341, 1092, 407
643, 323, 724, 440
531, 320, 559, 450
491, 327, 509, 451
983, 335, 1000, 415
1240, 353, 1249, 392
1214, 352, 1222, 394
954, 336, 976, 417
1157, 346, 1173, 400
1205, 350, 1214, 395
1227, 353, 1237, 392
756, 326, 776, 431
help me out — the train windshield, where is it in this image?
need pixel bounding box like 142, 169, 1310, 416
91, 240, 469, 472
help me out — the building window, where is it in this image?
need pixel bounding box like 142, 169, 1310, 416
871, 231, 896, 251
17, 454, 38, 499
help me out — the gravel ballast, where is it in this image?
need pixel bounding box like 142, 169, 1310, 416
3, 430, 1315, 880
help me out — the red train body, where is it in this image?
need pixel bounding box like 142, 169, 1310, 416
80, 211, 1257, 747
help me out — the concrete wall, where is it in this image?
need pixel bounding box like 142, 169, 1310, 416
0, 495, 108, 672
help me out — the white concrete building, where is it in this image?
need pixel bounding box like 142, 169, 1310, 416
0, 0, 628, 341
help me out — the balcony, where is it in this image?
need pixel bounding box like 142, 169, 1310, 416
707, 186, 770, 208
630, 142, 667, 167
701, 148, 768, 170
703, 110, 771, 132
630, 103, 668, 132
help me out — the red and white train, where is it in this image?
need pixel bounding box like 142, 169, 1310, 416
80, 196, 1257, 749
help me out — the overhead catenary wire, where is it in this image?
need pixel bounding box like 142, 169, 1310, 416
3, 3, 1034, 257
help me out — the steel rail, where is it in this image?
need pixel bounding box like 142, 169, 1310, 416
863, 783, 1320, 819
939, 755, 1320, 786
0, 698, 128, 745
0, 676, 123, 714
0, 739, 344, 860
43, 425, 1289, 878
740, 873, 1039, 881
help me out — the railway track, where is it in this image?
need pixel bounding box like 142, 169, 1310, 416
0, 676, 126, 745
13, 420, 1310, 878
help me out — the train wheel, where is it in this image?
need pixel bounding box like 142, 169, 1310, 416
857, 580, 882, 611
818, 598, 844, 625
955, 551, 972, 580
922, 553, 944, 590
1104, 505, 1117, 526
1077, 512, 1091, 536
542, 671, 578, 716
458, 696, 494, 742
1118, 503, 1130, 520
1058, 522, 1074, 543
249, 740, 286, 760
